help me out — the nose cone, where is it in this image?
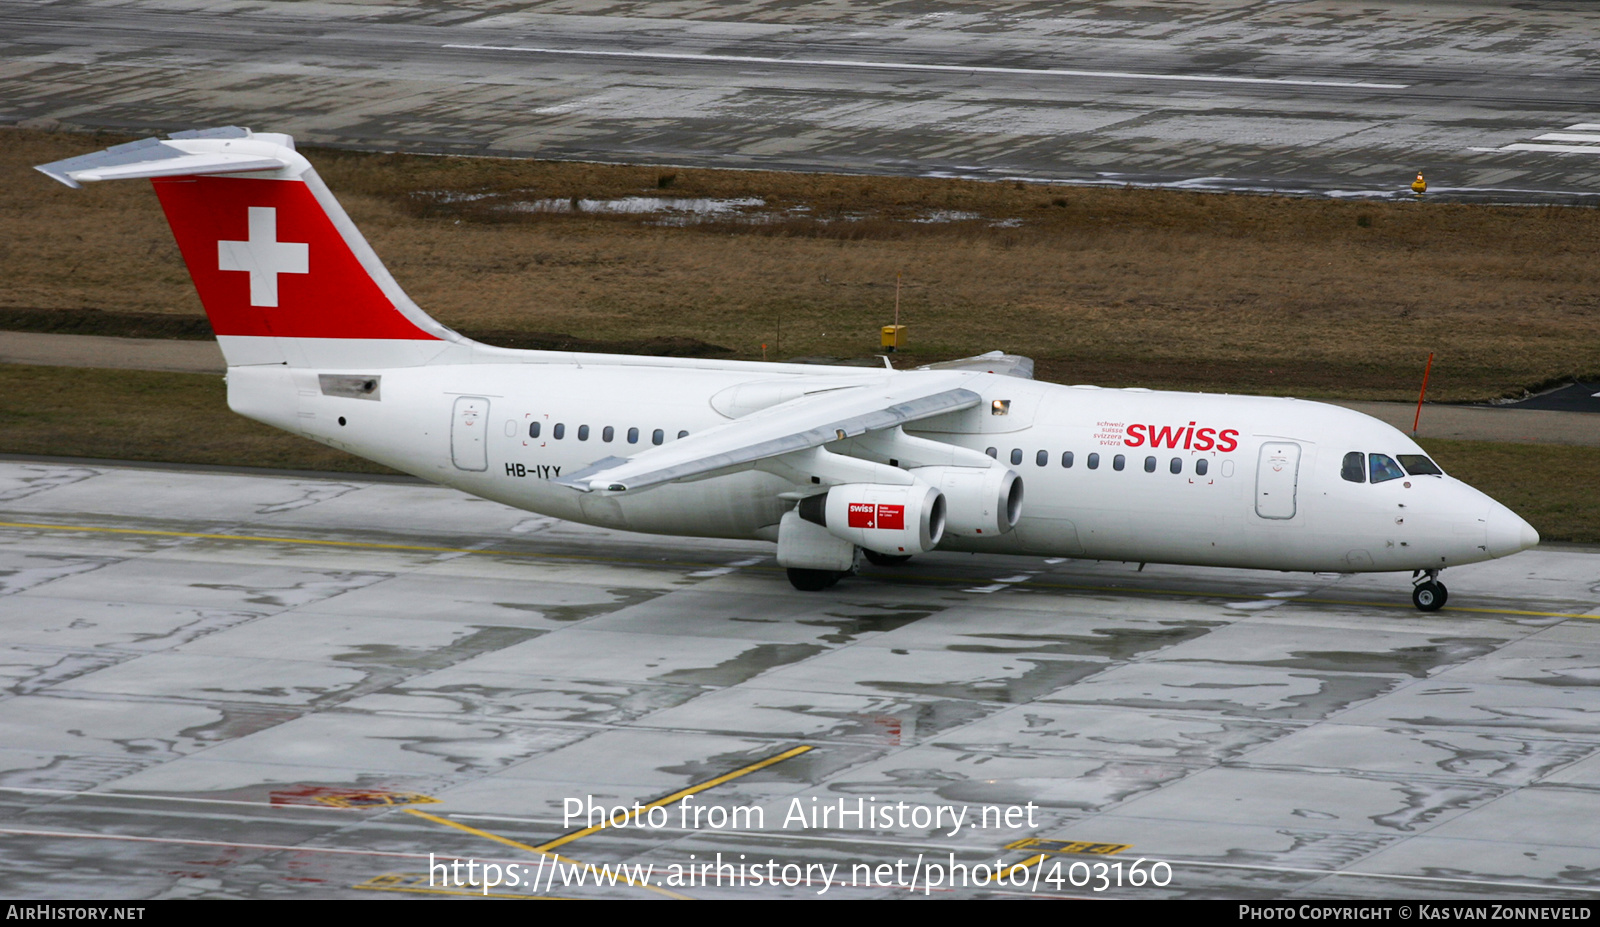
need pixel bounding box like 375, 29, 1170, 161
1486, 504, 1539, 558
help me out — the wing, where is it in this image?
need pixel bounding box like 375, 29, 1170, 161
555, 372, 983, 493
915, 350, 1034, 379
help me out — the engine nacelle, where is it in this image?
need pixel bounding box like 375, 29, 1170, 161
909, 465, 1022, 537
797, 483, 945, 556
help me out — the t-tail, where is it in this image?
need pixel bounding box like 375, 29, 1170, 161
36, 126, 463, 369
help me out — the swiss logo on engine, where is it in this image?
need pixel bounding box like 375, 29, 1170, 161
848, 503, 905, 529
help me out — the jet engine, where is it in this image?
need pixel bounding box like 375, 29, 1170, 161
796, 483, 945, 556
909, 465, 1022, 537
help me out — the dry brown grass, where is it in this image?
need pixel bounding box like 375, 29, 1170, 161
7, 128, 1600, 400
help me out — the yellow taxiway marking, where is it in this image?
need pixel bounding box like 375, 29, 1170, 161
1003, 854, 1048, 880
887, 572, 1600, 620
1002, 838, 1132, 880
402, 808, 688, 901
4, 519, 1594, 620
352, 872, 567, 900
1027, 578, 1599, 620
1007, 838, 1132, 856
400, 745, 811, 900
537, 744, 814, 853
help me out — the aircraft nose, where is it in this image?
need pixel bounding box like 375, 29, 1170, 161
1486, 504, 1539, 557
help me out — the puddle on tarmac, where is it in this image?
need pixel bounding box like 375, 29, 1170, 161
950, 622, 1219, 660
657, 642, 828, 687
864, 659, 1107, 704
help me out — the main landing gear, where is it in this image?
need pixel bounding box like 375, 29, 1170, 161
1411, 569, 1448, 612
787, 547, 915, 592
790, 551, 913, 589
786, 568, 843, 591
863, 550, 912, 567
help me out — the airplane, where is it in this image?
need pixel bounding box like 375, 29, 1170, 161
35, 127, 1540, 611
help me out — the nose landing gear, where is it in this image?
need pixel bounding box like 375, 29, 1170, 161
1412, 569, 1448, 612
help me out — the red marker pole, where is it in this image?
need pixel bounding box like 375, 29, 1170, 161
1412, 352, 1434, 437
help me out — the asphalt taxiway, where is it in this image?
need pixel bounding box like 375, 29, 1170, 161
3, 0, 1599, 202
1, 460, 1598, 899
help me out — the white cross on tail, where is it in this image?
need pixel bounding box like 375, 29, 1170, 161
218, 206, 308, 307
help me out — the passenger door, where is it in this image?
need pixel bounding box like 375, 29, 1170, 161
1255, 441, 1300, 519
451, 396, 490, 471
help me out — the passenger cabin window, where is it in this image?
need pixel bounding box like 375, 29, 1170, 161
1341, 451, 1366, 483
1113, 454, 1126, 471
528, 422, 540, 439
1398, 455, 1443, 476
1036, 450, 1048, 467
1170, 457, 1182, 474
1061, 451, 1074, 468
986, 447, 997, 458
602, 426, 614, 442
1369, 453, 1406, 483
1010, 448, 1023, 465
1087, 453, 1100, 470
628, 427, 640, 444
678, 430, 689, 439
652, 429, 665, 446
1195, 458, 1208, 476
553, 423, 565, 440
577, 425, 590, 441
1144, 456, 1156, 473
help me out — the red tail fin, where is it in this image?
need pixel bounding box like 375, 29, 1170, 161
37, 127, 456, 367
152, 175, 436, 340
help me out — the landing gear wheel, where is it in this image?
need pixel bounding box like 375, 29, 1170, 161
787, 568, 842, 591
1412, 581, 1448, 612
863, 550, 912, 567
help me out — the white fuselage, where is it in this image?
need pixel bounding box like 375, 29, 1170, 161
227, 352, 1529, 575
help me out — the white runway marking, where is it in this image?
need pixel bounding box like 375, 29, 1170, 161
1534, 133, 1600, 143
964, 571, 1036, 593
443, 44, 1409, 90
687, 555, 765, 578
1500, 143, 1600, 155
1480, 122, 1600, 156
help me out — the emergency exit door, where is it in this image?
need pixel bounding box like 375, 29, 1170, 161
451, 396, 490, 471
1255, 441, 1301, 519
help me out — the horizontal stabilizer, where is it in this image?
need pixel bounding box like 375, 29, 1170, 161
35, 130, 296, 188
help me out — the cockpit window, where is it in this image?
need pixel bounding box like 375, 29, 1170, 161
1369, 453, 1406, 483
1398, 455, 1443, 476
1341, 451, 1365, 483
